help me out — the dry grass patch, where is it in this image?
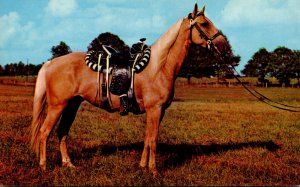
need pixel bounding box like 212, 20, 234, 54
0, 84, 299, 185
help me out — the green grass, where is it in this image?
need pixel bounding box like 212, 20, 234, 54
0, 83, 300, 186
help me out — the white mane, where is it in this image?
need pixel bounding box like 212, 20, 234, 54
149, 19, 183, 72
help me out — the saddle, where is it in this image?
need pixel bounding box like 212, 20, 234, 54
85, 38, 151, 115
85, 45, 131, 72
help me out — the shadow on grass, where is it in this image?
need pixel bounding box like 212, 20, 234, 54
74, 140, 279, 169
158, 141, 280, 170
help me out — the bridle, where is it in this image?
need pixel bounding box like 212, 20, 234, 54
187, 12, 300, 113
188, 12, 223, 55
187, 11, 300, 113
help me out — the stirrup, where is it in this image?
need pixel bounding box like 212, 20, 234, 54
120, 94, 129, 116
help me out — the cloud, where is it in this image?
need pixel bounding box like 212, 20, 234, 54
0, 11, 38, 49
221, 0, 300, 26
45, 0, 77, 17
91, 3, 168, 38
0, 12, 20, 47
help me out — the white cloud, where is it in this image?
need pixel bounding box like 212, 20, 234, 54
0, 12, 38, 48
221, 0, 300, 25
92, 3, 167, 36
0, 12, 20, 47
22, 22, 38, 47
0, 11, 40, 52
45, 0, 77, 17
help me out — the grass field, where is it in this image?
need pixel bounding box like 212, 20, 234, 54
0, 83, 299, 186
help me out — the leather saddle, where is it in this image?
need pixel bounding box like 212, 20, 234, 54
85, 39, 149, 115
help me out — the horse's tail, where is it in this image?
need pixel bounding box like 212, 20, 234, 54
30, 62, 48, 156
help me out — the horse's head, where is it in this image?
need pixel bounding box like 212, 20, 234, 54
188, 3, 232, 61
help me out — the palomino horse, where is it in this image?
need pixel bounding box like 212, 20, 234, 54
30, 3, 231, 175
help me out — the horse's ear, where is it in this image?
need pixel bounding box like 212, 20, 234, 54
199, 5, 206, 15
192, 3, 198, 18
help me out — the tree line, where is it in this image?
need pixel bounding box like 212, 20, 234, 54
0, 41, 72, 76
1, 34, 239, 78
1, 33, 299, 88
0, 62, 42, 76
242, 47, 300, 86
179, 43, 240, 83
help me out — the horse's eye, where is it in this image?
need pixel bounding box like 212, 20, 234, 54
201, 21, 208, 27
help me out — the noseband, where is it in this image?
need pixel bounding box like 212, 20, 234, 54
188, 13, 223, 55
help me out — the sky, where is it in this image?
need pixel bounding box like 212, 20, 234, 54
0, 0, 300, 72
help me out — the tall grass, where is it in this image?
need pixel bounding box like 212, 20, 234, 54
0, 84, 299, 185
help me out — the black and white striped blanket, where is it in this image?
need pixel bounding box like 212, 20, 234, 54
85, 40, 151, 73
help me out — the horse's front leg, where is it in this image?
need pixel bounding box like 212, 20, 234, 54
140, 105, 162, 175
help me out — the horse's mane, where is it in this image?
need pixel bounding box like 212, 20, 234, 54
150, 19, 183, 68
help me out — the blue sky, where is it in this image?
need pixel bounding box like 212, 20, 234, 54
1, 0, 300, 72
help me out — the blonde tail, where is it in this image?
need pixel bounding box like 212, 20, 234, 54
30, 63, 48, 156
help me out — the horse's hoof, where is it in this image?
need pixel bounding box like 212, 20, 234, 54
39, 162, 46, 171
62, 161, 76, 168
150, 168, 158, 177
151, 170, 158, 177
140, 161, 147, 168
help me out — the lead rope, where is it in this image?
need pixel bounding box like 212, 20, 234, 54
228, 65, 300, 112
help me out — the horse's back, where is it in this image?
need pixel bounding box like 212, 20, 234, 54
43, 52, 94, 104
48, 52, 86, 67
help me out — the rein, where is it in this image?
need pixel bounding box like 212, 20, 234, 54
188, 12, 300, 113
227, 66, 300, 112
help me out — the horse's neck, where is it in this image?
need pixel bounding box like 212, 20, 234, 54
148, 20, 183, 76
163, 19, 190, 80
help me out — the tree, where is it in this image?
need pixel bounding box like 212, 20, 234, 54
269, 46, 296, 86
16, 61, 26, 76
50, 41, 72, 59
4, 63, 16, 76
243, 46, 300, 87
215, 53, 240, 79
0, 65, 4, 76
242, 48, 271, 84
179, 45, 216, 82
1, 62, 42, 76
293, 50, 300, 86
179, 42, 240, 83
87, 32, 129, 52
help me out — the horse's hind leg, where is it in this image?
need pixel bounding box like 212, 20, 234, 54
56, 96, 83, 168
39, 104, 66, 170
